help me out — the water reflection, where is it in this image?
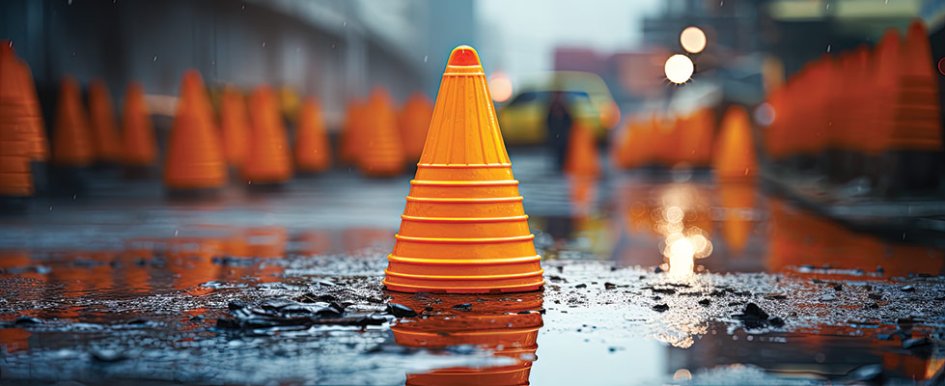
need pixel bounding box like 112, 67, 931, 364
389, 292, 543, 386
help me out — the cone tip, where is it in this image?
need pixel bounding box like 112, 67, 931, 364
448, 45, 480, 66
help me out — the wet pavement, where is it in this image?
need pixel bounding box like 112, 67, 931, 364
1, 150, 944, 385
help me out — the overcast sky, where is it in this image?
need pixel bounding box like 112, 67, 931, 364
476, 0, 662, 82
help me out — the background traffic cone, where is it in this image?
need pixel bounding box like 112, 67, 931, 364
52, 76, 94, 167
564, 121, 600, 176
0, 43, 34, 197
683, 108, 715, 167
384, 45, 544, 294
164, 70, 226, 191
390, 292, 543, 386
713, 106, 756, 181
294, 97, 331, 173
339, 99, 366, 165
219, 86, 250, 170
120, 82, 157, 168
0, 40, 49, 162
399, 92, 434, 162
358, 87, 404, 177
87, 80, 122, 164
243, 85, 292, 184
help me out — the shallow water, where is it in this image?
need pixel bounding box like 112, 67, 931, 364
1, 151, 943, 385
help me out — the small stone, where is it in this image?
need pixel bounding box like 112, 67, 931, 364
14, 316, 42, 325
574, 284, 587, 289
867, 293, 882, 300
698, 298, 711, 306
900, 285, 915, 292
833, 284, 843, 291
227, 300, 247, 311
654, 266, 664, 274
768, 317, 785, 328
452, 303, 473, 312
387, 303, 417, 318
91, 349, 127, 363
652, 304, 669, 312
604, 282, 616, 290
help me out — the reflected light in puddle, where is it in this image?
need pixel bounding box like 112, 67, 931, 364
657, 186, 714, 279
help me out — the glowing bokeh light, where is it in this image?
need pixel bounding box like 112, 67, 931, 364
488, 72, 513, 103
680, 26, 707, 54
664, 54, 694, 84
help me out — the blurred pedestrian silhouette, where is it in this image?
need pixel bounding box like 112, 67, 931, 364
547, 91, 573, 171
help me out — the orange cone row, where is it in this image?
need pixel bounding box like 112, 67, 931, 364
0, 42, 38, 197
765, 19, 942, 159
611, 106, 723, 169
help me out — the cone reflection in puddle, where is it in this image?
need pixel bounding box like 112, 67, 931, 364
389, 292, 543, 386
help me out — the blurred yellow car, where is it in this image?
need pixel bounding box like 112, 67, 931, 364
498, 71, 619, 145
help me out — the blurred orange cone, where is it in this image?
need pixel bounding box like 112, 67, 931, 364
164, 70, 227, 191
120, 82, 157, 167
339, 100, 366, 165
887, 20, 942, 151
7, 48, 47, 162
564, 121, 600, 176
682, 108, 715, 166
243, 85, 292, 184
219, 86, 250, 169
383, 45, 544, 294
0, 42, 34, 196
358, 87, 404, 177
52, 77, 94, 167
87, 80, 122, 164
294, 97, 331, 173
399, 92, 434, 162
713, 106, 756, 181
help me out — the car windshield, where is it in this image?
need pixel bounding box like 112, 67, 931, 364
507, 90, 591, 107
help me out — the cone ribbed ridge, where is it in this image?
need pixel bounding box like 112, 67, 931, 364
713, 106, 756, 181
295, 97, 331, 173
243, 85, 292, 183
52, 77, 94, 167
164, 70, 226, 190
88, 80, 122, 163
384, 45, 544, 294
0, 43, 34, 196
120, 82, 157, 167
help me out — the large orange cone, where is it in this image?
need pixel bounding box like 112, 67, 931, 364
120, 82, 157, 167
339, 100, 366, 165
87, 80, 122, 163
713, 106, 756, 181
399, 92, 434, 161
564, 121, 600, 176
52, 77, 94, 167
164, 70, 226, 190
384, 45, 544, 293
391, 293, 543, 386
219, 86, 250, 169
0, 43, 34, 196
294, 97, 331, 173
681, 108, 714, 166
243, 85, 292, 184
358, 88, 404, 177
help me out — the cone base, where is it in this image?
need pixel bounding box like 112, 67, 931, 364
383, 276, 544, 294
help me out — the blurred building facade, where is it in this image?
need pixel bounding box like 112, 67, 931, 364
0, 0, 475, 127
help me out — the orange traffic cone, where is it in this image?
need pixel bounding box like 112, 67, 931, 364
120, 82, 157, 167
295, 97, 331, 173
399, 92, 434, 162
383, 45, 544, 293
339, 100, 366, 165
713, 106, 756, 181
243, 85, 292, 184
682, 108, 714, 166
219, 86, 250, 169
52, 77, 95, 167
0, 43, 34, 196
887, 20, 942, 151
164, 70, 227, 191
391, 292, 543, 386
87, 80, 122, 164
358, 87, 404, 177
8, 48, 47, 161
564, 121, 600, 176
